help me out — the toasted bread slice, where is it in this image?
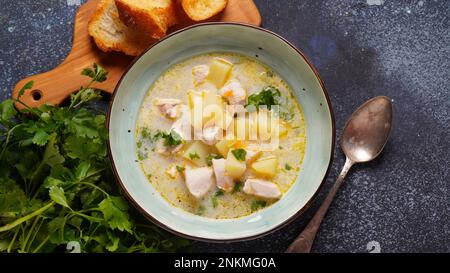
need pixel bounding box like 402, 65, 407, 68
180, 0, 227, 21
88, 0, 154, 56
115, 0, 178, 39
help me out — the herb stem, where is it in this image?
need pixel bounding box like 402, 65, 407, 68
14, 98, 41, 117
7, 226, 20, 253
79, 182, 109, 197
26, 217, 44, 253
28, 161, 46, 195
0, 202, 54, 233
0, 124, 22, 160
70, 211, 103, 223
20, 215, 40, 252
32, 235, 49, 253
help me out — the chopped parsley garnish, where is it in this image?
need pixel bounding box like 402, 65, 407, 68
196, 205, 206, 215
211, 190, 224, 208
176, 165, 185, 173
137, 152, 145, 161
233, 181, 244, 193
231, 148, 246, 161
246, 86, 281, 111
141, 127, 151, 139
285, 163, 292, 170
251, 200, 267, 212
154, 130, 182, 147
280, 111, 295, 121
189, 152, 200, 160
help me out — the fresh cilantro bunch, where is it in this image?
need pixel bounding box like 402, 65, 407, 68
0, 64, 189, 253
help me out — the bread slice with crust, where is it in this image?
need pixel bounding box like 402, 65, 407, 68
114, 0, 178, 39
180, 0, 227, 21
88, 0, 154, 56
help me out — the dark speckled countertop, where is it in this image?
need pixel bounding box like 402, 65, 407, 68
0, 0, 449, 253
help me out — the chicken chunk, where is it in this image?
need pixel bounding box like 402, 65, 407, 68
184, 167, 215, 198
192, 65, 209, 86
201, 119, 222, 145
243, 178, 281, 199
171, 105, 192, 140
154, 98, 182, 119
212, 158, 234, 192
219, 80, 247, 105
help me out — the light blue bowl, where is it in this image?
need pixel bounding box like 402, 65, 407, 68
108, 23, 335, 242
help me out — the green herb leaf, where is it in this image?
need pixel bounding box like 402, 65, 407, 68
232, 181, 244, 193
32, 129, 50, 146
196, 205, 206, 216
49, 186, 70, 209
99, 196, 132, 233
0, 99, 17, 127
231, 148, 246, 161
251, 200, 267, 212
105, 231, 120, 252
246, 86, 281, 111
285, 163, 292, 170
211, 189, 224, 208
141, 128, 151, 139
81, 63, 108, 83
154, 130, 182, 147
0, 178, 27, 216
176, 166, 185, 173
189, 152, 200, 160
211, 197, 218, 208
43, 135, 65, 167
17, 81, 34, 99
279, 110, 295, 121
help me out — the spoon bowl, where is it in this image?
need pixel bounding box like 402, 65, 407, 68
341, 96, 393, 163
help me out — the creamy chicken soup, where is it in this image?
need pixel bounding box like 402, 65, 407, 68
136, 53, 306, 219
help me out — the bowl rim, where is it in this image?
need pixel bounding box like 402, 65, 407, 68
106, 22, 336, 243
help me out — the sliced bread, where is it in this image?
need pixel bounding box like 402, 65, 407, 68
88, 0, 154, 56
114, 0, 178, 39
180, 0, 227, 21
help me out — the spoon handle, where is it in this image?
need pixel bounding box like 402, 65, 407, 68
286, 157, 354, 253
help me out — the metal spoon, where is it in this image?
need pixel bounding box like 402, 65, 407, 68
286, 96, 393, 253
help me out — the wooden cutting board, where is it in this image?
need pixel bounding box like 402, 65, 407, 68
13, 0, 261, 109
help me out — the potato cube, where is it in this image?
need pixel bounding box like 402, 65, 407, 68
225, 150, 247, 179
188, 90, 204, 131
251, 156, 278, 178
207, 58, 233, 88
203, 90, 225, 125
183, 141, 211, 166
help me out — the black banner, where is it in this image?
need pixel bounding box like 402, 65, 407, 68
0, 253, 447, 272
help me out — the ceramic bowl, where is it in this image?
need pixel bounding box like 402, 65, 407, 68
108, 23, 335, 242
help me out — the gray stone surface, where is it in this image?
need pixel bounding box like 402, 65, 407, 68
0, 0, 448, 253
